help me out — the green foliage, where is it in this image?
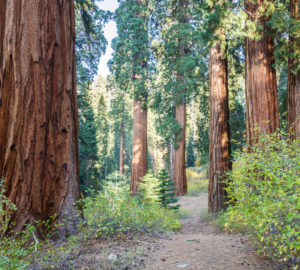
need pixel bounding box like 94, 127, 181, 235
218, 132, 300, 268
80, 179, 180, 239
186, 136, 195, 167
139, 170, 179, 210
186, 167, 209, 196
0, 180, 36, 270
110, 0, 149, 104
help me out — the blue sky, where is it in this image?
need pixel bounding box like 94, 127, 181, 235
97, 0, 119, 78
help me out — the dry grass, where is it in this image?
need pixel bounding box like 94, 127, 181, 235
186, 166, 208, 196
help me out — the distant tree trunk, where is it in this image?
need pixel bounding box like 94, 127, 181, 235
169, 138, 175, 181
245, 0, 280, 147
120, 123, 125, 175
174, 103, 187, 195
208, 44, 232, 212
130, 100, 147, 194
0, 0, 81, 237
173, 0, 188, 196
287, 0, 300, 139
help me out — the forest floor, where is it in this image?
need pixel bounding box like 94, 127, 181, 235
67, 192, 275, 270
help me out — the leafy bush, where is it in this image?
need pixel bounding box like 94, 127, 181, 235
80, 179, 180, 239
186, 166, 208, 195
218, 132, 300, 268
0, 180, 36, 270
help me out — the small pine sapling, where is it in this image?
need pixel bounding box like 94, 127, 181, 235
158, 169, 180, 210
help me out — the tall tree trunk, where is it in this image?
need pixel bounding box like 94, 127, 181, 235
208, 44, 232, 212
120, 123, 125, 175
173, 0, 188, 196
0, 0, 80, 237
174, 103, 187, 195
130, 100, 147, 194
245, 0, 280, 147
287, 0, 300, 139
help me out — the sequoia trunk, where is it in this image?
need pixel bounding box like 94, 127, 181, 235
130, 100, 147, 194
120, 123, 125, 175
0, 0, 80, 237
245, 0, 280, 147
287, 0, 300, 139
174, 104, 187, 195
208, 44, 232, 212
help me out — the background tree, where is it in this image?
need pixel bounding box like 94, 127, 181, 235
110, 0, 150, 194
0, 0, 80, 237
75, 0, 109, 191
245, 0, 280, 146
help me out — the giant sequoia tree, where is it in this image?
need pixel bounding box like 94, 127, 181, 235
208, 43, 232, 212
287, 0, 300, 139
245, 0, 280, 146
0, 0, 80, 236
110, 0, 149, 194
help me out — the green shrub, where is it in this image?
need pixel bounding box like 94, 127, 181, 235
0, 180, 36, 270
186, 166, 208, 195
218, 132, 300, 268
80, 179, 180, 239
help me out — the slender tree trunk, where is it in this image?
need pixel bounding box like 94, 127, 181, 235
0, 0, 80, 237
130, 100, 147, 194
174, 103, 187, 195
245, 0, 280, 147
173, 0, 188, 196
208, 44, 232, 212
287, 0, 300, 139
120, 123, 125, 175
169, 138, 175, 181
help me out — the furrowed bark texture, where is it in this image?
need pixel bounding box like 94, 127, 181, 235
120, 123, 125, 175
130, 100, 147, 194
0, 0, 80, 237
208, 44, 232, 212
174, 104, 187, 196
287, 0, 300, 139
245, 0, 280, 147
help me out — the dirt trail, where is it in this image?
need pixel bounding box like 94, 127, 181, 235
143, 193, 273, 270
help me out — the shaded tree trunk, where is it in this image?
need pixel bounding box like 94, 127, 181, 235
0, 0, 80, 237
287, 0, 300, 139
245, 0, 280, 147
120, 123, 125, 175
174, 104, 187, 195
130, 100, 147, 194
173, 0, 188, 196
208, 44, 232, 212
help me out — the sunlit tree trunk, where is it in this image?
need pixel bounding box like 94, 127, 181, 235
130, 100, 147, 194
0, 0, 80, 237
287, 0, 300, 139
245, 0, 280, 147
208, 44, 232, 212
174, 103, 187, 195
120, 122, 125, 175
130, 0, 148, 194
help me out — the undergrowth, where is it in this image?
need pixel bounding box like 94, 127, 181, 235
218, 132, 300, 269
0, 174, 180, 269
186, 166, 208, 195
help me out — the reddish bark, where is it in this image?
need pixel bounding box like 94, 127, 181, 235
208, 44, 232, 212
130, 100, 147, 194
174, 104, 187, 196
0, 0, 80, 237
287, 0, 300, 139
245, 0, 280, 147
